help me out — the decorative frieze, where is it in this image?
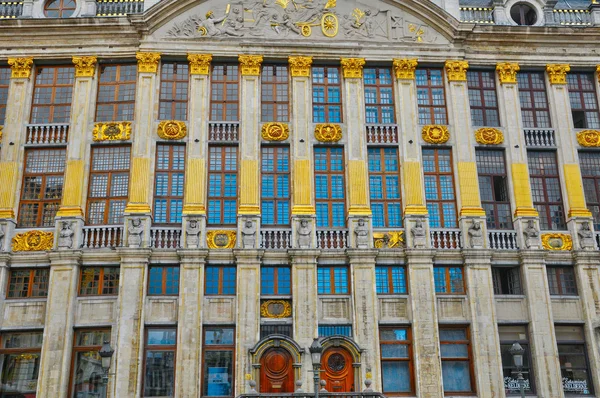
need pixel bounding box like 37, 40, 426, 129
340, 57, 366, 78
422, 125, 450, 144
541, 233, 573, 251
238, 55, 263, 76
206, 230, 236, 249
546, 64, 570, 85
373, 231, 404, 248
136, 52, 161, 73
475, 127, 504, 145
72, 56, 97, 77
288, 56, 312, 77
93, 122, 132, 141
261, 122, 289, 141
12, 230, 54, 252
314, 124, 342, 142
393, 59, 418, 80
445, 60, 469, 82
188, 53, 212, 75
496, 63, 520, 84
576, 130, 600, 147
8, 57, 33, 79
157, 121, 187, 140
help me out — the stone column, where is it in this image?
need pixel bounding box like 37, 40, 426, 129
463, 250, 504, 396
181, 54, 212, 248
234, 249, 263, 395
123, 53, 161, 248
111, 248, 151, 397
175, 249, 208, 397
0, 254, 9, 327
393, 59, 430, 248
236, 55, 263, 248
36, 250, 82, 397
520, 251, 564, 397
289, 249, 320, 390
55, 56, 98, 250
406, 250, 443, 396
444, 60, 488, 248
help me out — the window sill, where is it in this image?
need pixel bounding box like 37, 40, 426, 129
4, 297, 48, 302
550, 295, 580, 299
495, 294, 526, 299
436, 294, 468, 298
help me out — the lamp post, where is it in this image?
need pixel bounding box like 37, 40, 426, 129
98, 340, 114, 392
509, 341, 526, 398
309, 338, 323, 398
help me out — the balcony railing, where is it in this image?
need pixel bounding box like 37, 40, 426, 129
209, 122, 239, 142
488, 230, 519, 250
430, 228, 462, 249
459, 7, 495, 24
239, 392, 386, 398
366, 124, 398, 144
82, 226, 123, 249
26, 124, 69, 145
552, 9, 592, 26
260, 228, 292, 250
96, 0, 144, 16
150, 227, 181, 249
0, 1, 23, 18
524, 128, 556, 147
317, 229, 348, 249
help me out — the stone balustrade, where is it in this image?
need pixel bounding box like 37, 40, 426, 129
260, 228, 292, 250
150, 227, 181, 249
488, 230, 519, 250
96, 0, 144, 16
524, 128, 556, 147
26, 124, 69, 145
365, 124, 398, 144
430, 228, 462, 249
82, 225, 123, 249
209, 121, 240, 142
316, 229, 348, 249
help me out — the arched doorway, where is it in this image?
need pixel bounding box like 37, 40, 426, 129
259, 347, 295, 393
321, 346, 355, 392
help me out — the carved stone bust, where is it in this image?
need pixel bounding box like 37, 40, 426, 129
58, 221, 74, 250
127, 218, 144, 248
468, 219, 483, 249
241, 218, 257, 249
186, 219, 201, 249
354, 218, 369, 249
297, 219, 312, 249
410, 218, 426, 249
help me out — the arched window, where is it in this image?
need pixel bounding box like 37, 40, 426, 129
510, 3, 537, 25
44, 0, 76, 18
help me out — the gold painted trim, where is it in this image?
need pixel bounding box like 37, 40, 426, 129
188, 53, 212, 75
93, 122, 132, 141
0, 125, 3, 143
260, 300, 292, 318
422, 125, 450, 144
136, 52, 161, 73
238, 55, 263, 76
393, 59, 418, 80
206, 230, 236, 249
546, 64, 570, 85
314, 124, 342, 142
541, 233, 573, 251
288, 56, 313, 77
403, 205, 428, 216
445, 60, 469, 82
72, 56, 97, 77
12, 230, 54, 252
340, 58, 365, 78
157, 121, 187, 140
261, 122, 289, 141
496, 63, 520, 84
475, 127, 504, 145
8, 58, 33, 79
576, 130, 600, 147
373, 231, 404, 248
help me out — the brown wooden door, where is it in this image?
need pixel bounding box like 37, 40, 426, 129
321, 347, 355, 392
260, 347, 295, 393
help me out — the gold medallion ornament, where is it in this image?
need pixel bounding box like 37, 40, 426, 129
541, 233, 573, 251
188, 53, 212, 75
314, 124, 342, 142
576, 130, 600, 147
422, 125, 450, 144
157, 121, 187, 140
8, 58, 33, 79
262, 122, 289, 141
260, 300, 292, 318
93, 122, 132, 141
373, 231, 404, 248
393, 59, 418, 80
321, 13, 338, 37
206, 230, 236, 249
136, 52, 161, 73
496, 63, 520, 84
340, 58, 366, 79
12, 230, 54, 252
72, 56, 97, 77
546, 64, 570, 85
238, 55, 264, 76
475, 127, 504, 145
445, 60, 469, 82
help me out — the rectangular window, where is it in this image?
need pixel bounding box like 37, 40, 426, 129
260, 324, 293, 339
423, 148, 457, 228
159, 62, 189, 121
0, 332, 43, 397
492, 266, 522, 295
205, 266, 236, 295
71, 329, 111, 397
580, 152, 600, 229
380, 328, 413, 394
440, 327, 474, 394
18, 148, 66, 228
416, 68, 447, 125
318, 325, 352, 337
364, 67, 395, 124
153, 144, 185, 225
210, 64, 239, 121
518, 72, 551, 128
202, 327, 235, 397
368, 147, 402, 228
312, 66, 342, 123
208, 146, 238, 225
148, 266, 180, 296
467, 70, 500, 127
78, 267, 120, 296
375, 266, 407, 294
317, 266, 349, 295
315, 147, 346, 228
30, 65, 74, 124
567, 72, 600, 129
96, 64, 137, 122
144, 328, 176, 397
87, 146, 130, 225
555, 326, 594, 396
261, 65, 289, 122
547, 266, 577, 296
261, 266, 291, 296
0, 66, 10, 126
7, 268, 49, 298
476, 149, 513, 229
499, 325, 534, 395
528, 151, 566, 230
261, 146, 290, 226
434, 266, 465, 294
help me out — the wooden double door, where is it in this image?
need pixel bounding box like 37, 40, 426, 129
321, 347, 355, 392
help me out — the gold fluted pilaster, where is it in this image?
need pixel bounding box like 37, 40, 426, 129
457, 162, 486, 217
511, 163, 539, 218
124, 157, 152, 213
564, 164, 593, 218
403, 161, 428, 216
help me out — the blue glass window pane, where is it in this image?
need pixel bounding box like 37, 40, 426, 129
442, 362, 472, 392
330, 148, 343, 170
370, 176, 383, 199
424, 176, 439, 200
442, 203, 458, 228
372, 203, 385, 228
155, 174, 169, 196
223, 201, 237, 224
449, 267, 464, 293
208, 175, 221, 196
391, 267, 407, 293
318, 325, 352, 337
332, 204, 345, 227
331, 176, 344, 199
376, 267, 389, 294
262, 175, 274, 198
165, 267, 179, 295
368, 149, 382, 172
169, 200, 183, 223
277, 175, 289, 197
222, 267, 236, 295
261, 267, 275, 295
262, 201, 274, 225
276, 202, 289, 225
315, 176, 329, 199
388, 204, 402, 227
205, 267, 220, 295
382, 362, 411, 392
278, 267, 291, 295
316, 203, 329, 227
386, 176, 400, 199
208, 201, 221, 225
317, 267, 331, 294
428, 203, 441, 228
364, 69, 377, 85
154, 200, 167, 224
314, 148, 327, 171
434, 267, 447, 293
224, 175, 237, 197
148, 267, 163, 295
334, 268, 348, 294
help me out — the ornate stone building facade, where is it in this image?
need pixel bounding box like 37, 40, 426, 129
0, 0, 599, 397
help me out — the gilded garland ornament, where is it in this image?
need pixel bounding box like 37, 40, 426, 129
445, 60, 469, 82
496, 62, 520, 84
136, 52, 161, 73
475, 127, 504, 145
340, 58, 365, 78
238, 55, 263, 76
8, 58, 33, 79
576, 130, 600, 147
206, 230, 236, 249
12, 230, 54, 252
314, 124, 342, 142
72, 56, 97, 77
288, 56, 312, 77
546, 64, 570, 85
260, 300, 292, 318
157, 121, 187, 140
393, 59, 418, 80
188, 53, 212, 75
373, 231, 404, 249
541, 233, 573, 251
261, 122, 289, 141
93, 122, 132, 141
422, 125, 450, 144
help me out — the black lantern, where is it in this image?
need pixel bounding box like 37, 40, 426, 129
509, 341, 525, 369
98, 341, 114, 383
309, 338, 323, 367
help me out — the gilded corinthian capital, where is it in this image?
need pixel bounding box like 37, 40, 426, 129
72, 56, 97, 77
188, 53, 212, 75
496, 62, 520, 84
546, 64, 570, 85
8, 57, 33, 79
136, 52, 161, 73
445, 60, 469, 82
340, 58, 366, 78
239, 55, 263, 76
288, 56, 313, 77
393, 59, 418, 80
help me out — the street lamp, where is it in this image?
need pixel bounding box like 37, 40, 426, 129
309, 338, 323, 398
98, 341, 114, 385
509, 341, 526, 398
